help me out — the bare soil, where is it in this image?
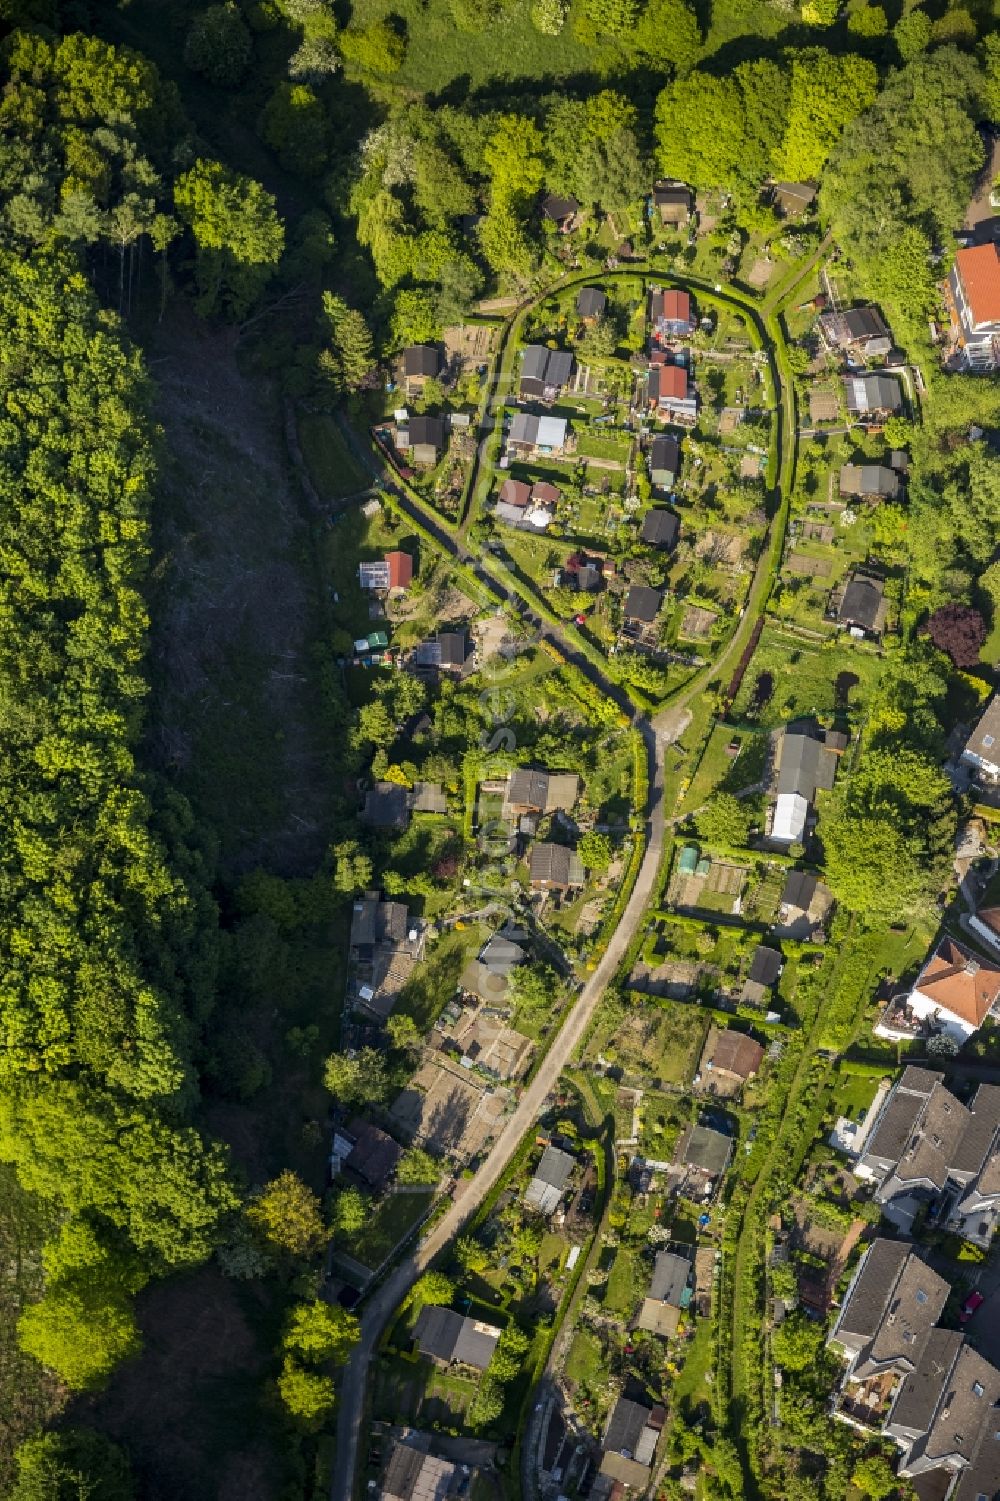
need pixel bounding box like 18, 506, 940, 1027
144, 307, 331, 876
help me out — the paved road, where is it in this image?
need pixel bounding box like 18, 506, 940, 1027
331, 712, 684, 1501
329, 254, 808, 1500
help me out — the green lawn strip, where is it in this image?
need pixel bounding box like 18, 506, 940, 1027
297, 411, 367, 500
337, 1189, 435, 1272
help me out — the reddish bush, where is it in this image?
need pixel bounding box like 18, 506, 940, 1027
926, 605, 986, 668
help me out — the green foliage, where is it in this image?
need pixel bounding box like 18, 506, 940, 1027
277, 1356, 335, 1423
260, 83, 328, 176
184, 4, 252, 85
247, 1171, 326, 1257
531, 0, 568, 33
633, 0, 701, 71
847, 3, 887, 35
331, 1186, 367, 1234
282, 1299, 358, 1364
10, 1430, 133, 1501
579, 831, 613, 872
411, 1270, 455, 1307
323, 1047, 389, 1105
507, 963, 560, 1020
18, 1280, 140, 1390
851, 1455, 897, 1499
340, 22, 406, 74
697, 792, 753, 847
397, 1147, 440, 1184
331, 838, 374, 895
779, 50, 878, 181
893, 7, 932, 58
174, 159, 284, 318
391, 288, 441, 348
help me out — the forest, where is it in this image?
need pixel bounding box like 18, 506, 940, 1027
3, 0, 1000, 1494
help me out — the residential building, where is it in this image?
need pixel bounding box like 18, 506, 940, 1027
898, 1344, 1000, 1482
359, 558, 391, 591
386, 550, 414, 592
678, 1122, 732, 1183
445, 1007, 533, 1081
874, 939, 1000, 1048
403, 344, 443, 391
641, 508, 679, 551
838, 572, 887, 639
648, 363, 698, 424
504, 768, 579, 817
518, 346, 575, 401
839, 463, 901, 501
697, 1027, 765, 1093
560, 550, 607, 592
624, 585, 663, 623
413, 630, 472, 675
508, 412, 568, 456
361, 781, 411, 832
413, 1306, 501, 1371
408, 414, 446, 466
541, 193, 579, 231
577, 285, 607, 321
636, 1251, 691, 1337
600, 1397, 663, 1491
650, 286, 695, 336
961, 696, 1000, 783
829, 1239, 950, 1383
844, 372, 903, 419
854, 1067, 1000, 1243
819, 305, 892, 357
348, 891, 425, 1021
772, 181, 816, 218
381, 1439, 462, 1501
334, 1117, 402, 1190
770, 722, 839, 845
947, 242, 1000, 371
648, 433, 680, 490
969, 904, 1000, 954
651, 181, 693, 225
525, 1144, 575, 1214
529, 843, 585, 891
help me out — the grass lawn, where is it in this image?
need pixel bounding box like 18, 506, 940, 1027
337, 1188, 435, 1271
830, 1071, 881, 1124
565, 1327, 604, 1387
298, 412, 367, 500
672, 1317, 714, 1417
730, 624, 883, 730
604, 1245, 641, 1319
396, 928, 479, 1032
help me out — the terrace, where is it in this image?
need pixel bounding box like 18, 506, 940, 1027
834, 1369, 898, 1432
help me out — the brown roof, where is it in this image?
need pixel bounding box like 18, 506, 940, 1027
704, 1028, 764, 1081
659, 365, 688, 399
661, 289, 690, 323
386, 551, 414, 589
973, 905, 1000, 939
916, 937, 1000, 1027
530, 481, 560, 506
809, 388, 839, 423
499, 478, 532, 508
955, 242, 1000, 326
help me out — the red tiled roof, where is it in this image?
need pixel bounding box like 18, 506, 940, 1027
659, 365, 688, 399
662, 289, 690, 323
385, 550, 413, 589
499, 478, 531, 507
916, 937, 1000, 1027
530, 481, 560, 506
956, 243, 1000, 327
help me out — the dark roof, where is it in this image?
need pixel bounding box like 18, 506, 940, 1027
508, 768, 550, 809
781, 869, 817, 912
777, 729, 838, 799
749, 946, 782, 986
520, 345, 574, 390
362, 782, 410, 829
542, 193, 579, 222
836, 1240, 911, 1340
408, 414, 446, 449
919, 1344, 1000, 1468
839, 463, 901, 499
649, 1250, 691, 1305
604, 1396, 652, 1454
889, 1328, 964, 1435
953, 1082, 1000, 1175
842, 306, 889, 343
547, 349, 575, 388
624, 585, 662, 622
437, 631, 469, 668
404, 345, 442, 378
649, 434, 679, 479
522, 346, 549, 382
529, 842, 584, 887
577, 286, 607, 318
642, 509, 680, 549
865, 1070, 941, 1166
682, 1124, 732, 1175
532, 1144, 575, 1191
844, 372, 903, 415
344, 1117, 402, 1187
413, 1306, 500, 1370
839, 574, 885, 631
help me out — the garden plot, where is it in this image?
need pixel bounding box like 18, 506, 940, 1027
443, 322, 499, 372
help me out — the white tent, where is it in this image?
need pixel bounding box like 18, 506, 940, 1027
772, 792, 808, 844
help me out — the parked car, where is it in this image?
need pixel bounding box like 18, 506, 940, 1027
960, 1291, 985, 1323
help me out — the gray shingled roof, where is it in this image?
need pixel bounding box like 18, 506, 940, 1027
649, 1250, 690, 1305
836, 1240, 911, 1340
604, 1397, 652, 1455
777, 730, 838, 799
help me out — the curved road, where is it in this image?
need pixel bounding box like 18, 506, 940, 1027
329, 251, 815, 1500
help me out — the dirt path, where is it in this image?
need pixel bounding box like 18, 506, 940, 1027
145, 308, 331, 876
